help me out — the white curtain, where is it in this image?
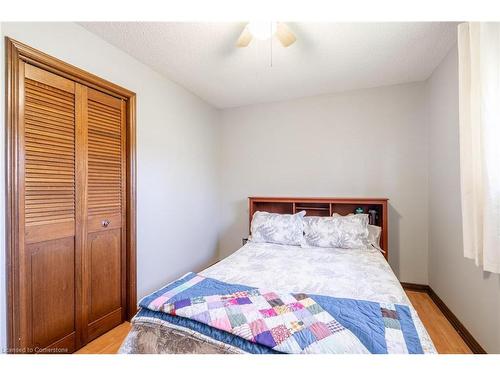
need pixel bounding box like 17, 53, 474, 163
458, 22, 500, 273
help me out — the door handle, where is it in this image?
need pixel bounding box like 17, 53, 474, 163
102, 219, 110, 228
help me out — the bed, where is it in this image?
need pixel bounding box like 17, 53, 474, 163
119, 197, 436, 354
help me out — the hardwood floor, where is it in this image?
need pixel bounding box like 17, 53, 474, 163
406, 290, 472, 354
75, 291, 472, 354
75, 322, 131, 354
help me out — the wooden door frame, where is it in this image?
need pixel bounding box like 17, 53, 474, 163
5, 37, 137, 351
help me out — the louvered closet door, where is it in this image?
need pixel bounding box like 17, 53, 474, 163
83, 87, 126, 341
20, 63, 80, 352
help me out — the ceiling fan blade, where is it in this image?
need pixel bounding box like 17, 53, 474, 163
236, 27, 253, 47
276, 22, 296, 47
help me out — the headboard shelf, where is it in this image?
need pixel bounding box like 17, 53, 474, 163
249, 197, 389, 260
295, 206, 330, 211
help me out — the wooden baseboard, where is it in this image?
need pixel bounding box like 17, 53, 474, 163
400, 282, 430, 293
401, 282, 487, 354
427, 287, 486, 354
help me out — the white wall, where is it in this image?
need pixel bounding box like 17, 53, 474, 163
0, 22, 221, 349
218, 83, 429, 284
427, 45, 500, 353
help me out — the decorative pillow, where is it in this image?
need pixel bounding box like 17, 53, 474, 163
302, 214, 369, 249
250, 211, 306, 246
332, 213, 381, 248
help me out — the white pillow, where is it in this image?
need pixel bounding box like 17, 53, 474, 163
250, 211, 306, 246
367, 224, 382, 246
332, 213, 382, 248
302, 214, 369, 249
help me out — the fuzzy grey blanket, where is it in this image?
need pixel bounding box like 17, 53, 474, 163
118, 320, 243, 354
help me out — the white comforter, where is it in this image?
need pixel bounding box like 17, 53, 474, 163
202, 241, 436, 354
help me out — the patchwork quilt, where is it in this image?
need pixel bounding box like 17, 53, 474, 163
139, 272, 425, 354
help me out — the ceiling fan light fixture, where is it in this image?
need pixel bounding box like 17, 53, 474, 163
236, 22, 295, 48
247, 21, 277, 40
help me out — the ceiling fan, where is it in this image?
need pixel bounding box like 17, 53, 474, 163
236, 22, 296, 48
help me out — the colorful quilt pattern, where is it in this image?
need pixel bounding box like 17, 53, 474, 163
140, 273, 424, 354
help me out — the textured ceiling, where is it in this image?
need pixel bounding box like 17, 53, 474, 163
80, 22, 458, 109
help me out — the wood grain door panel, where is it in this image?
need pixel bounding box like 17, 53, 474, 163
88, 229, 121, 322
86, 228, 123, 341
21, 63, 78, 352
84, 87, 126, 338
29, 238, 76, 350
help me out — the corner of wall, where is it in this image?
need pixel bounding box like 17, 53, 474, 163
424, 70, 433, 287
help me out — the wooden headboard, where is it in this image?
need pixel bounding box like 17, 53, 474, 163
248, 197, 389, 260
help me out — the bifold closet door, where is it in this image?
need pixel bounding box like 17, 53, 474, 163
17, 62, 126, 352
83, 87, 126, 342
19, 62, 81, 352
8, 39, 135, 354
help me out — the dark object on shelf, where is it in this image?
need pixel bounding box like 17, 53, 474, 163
368, 209, 378, 225
355, 207, 364, 214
